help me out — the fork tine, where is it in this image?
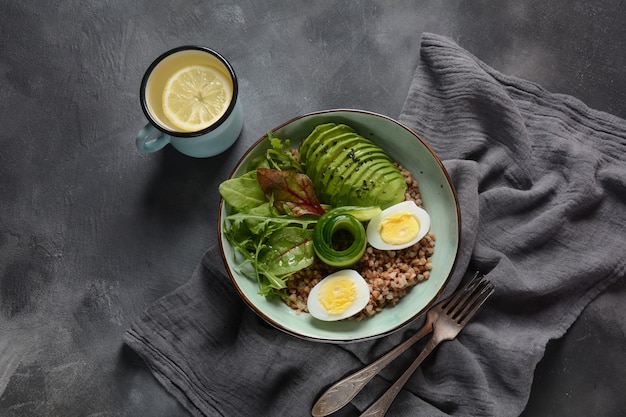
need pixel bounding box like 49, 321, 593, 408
451, 279, 491, 318
447, 282, 483, 317
441, 272, 483, 311
457, 281, 494, 326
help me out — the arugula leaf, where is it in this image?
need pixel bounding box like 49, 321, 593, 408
265, 133, 304, 172
220, 134, 322, 299
256, 168, 326, 217
224, 211, 317, 295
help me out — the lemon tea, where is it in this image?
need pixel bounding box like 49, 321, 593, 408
136, 46, 243, 158
141, 47, 235, 134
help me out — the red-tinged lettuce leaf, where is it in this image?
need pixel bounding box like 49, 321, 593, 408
258, 227, 315, 277
256, 168, 325, 217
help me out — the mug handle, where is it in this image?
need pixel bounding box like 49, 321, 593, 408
136, 124, 170, 153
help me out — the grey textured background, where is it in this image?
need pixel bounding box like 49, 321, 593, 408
1, 1, 625, 416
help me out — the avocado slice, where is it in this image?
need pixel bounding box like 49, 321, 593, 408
336, 160, 406, 208
322, 140, 388, 200
305, 129, 357, 189
334, 160, 387, 206
351, 144, 391, 163
299, 123, 337, 163
310, 131, 363, 191
317, 134, 369, 196
302, 124, 355, 174
299, 123, 406, 209
321, 140, 375, 196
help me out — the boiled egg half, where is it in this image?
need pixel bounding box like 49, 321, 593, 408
366, 201, 431, 250
307, 269, 370, 321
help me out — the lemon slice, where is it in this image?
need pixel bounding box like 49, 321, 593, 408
162, 65, 231, 132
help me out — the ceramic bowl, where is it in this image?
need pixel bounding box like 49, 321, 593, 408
218, 109, 461, 343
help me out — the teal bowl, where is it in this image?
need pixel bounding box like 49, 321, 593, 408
218, 109, 461, 343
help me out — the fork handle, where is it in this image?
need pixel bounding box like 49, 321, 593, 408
311, 323, 433, 417
359, 336, 439, 417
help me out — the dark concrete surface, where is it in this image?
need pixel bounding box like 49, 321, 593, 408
1, 1, 625, 416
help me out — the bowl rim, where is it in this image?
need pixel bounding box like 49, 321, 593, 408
218, 108, 462, 343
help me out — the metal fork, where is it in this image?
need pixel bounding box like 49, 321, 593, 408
311, 273, 494, 417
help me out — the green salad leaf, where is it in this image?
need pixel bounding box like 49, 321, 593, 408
265, 133, 304, 172
256, 168, 326, 217
224, 211, 317, 296
218, 170, 266, 212
219, 135, 320, 297
259, 227, 315, 277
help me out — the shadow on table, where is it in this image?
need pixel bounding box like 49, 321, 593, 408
139, 145, 236, 226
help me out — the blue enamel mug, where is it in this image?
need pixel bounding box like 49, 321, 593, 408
136, 46, 243, 158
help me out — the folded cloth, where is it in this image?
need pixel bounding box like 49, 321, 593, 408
124, 33, 626, 417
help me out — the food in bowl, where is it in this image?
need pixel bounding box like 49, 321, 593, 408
218, 110, 460, 342
219, 122, 436, 321
306, 269, 370, 321
299, 123, 407, 209
366, 201, 431, 251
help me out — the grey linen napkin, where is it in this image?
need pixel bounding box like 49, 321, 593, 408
123, 33, 626, 417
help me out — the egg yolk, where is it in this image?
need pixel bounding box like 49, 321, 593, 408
318, 275, 356, 315
379, 212, 420, 245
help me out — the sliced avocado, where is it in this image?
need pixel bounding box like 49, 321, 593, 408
335, 151, 399, 206
305, 130, 355, 188
302, 124, 355, 173
317, 134, 367, 195
351, 144, 391, 164
322, 140, 375, 197
374, 182, 407, 208
370, 167, 407, 207
299, 123, 406, 209
334, 159, 390, 206
336, 160, 406, 208
299, 123, 337, 163
310, 131, 363, 190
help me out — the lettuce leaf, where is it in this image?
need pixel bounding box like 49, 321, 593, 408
224, 211, 317, 295
256, 168, 325, 217
218, 170, 266, 212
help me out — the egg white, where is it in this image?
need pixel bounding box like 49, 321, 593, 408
307, 269, 370, 321
366, 201, 431, 250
